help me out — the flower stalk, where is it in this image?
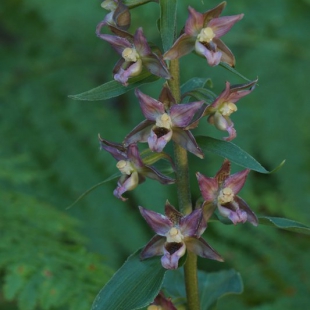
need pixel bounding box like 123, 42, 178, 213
168, 58, 200, 310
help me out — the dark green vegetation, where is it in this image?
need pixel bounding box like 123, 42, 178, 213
1, 0, 310, 309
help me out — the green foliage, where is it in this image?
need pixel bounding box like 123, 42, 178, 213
0, 156, 113, 310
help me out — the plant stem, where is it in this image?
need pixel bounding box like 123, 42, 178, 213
168, 59, 200, 310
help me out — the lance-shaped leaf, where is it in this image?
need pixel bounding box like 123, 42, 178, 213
91, 249, 166, 310
196, 136, 285, 173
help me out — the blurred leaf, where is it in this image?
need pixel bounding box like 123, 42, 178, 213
123, 0, 157, 8
181, 77, 212, 94
159, 0, 177, 52
182, 88, 217, 103
258, 216, 310, 235
196, 136, 284, 173
91, 249, 166, 310
69, 72, 159, 101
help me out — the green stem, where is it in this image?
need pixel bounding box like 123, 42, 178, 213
168, 59, 200, 310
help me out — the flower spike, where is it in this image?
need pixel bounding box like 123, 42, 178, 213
96, 27, 170, 85
139, 201, 223, 269
164, 2, 243, 67
99, 136, 175, 201
196, 159, 258, 226
124, 86, 205, 158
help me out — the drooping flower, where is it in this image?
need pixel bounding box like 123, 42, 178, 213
96, 27, 171, 85
163, 2, 243, 67
148, 291, 177, 310
204, 80, 257, 141
99, 137, 175, 201
196, 159, 258, 226
124, 86, 205, 158
139, 201, 223, 270
99, 0, 130, 30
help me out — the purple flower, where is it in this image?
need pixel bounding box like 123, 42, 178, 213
163, 3, 243, 67
99, 0, 130, 30
204, 80, 257, 141
196, 159, 258, 226
99, 137, 175, 201
96, 27, 171, 85
139, 201, 223, 270
124, 86, 204, 158
149, 291, 177, 310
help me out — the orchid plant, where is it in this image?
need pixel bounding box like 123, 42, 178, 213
69, 1, 305, 309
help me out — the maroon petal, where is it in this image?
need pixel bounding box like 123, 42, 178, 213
133, 27, 152, 57
135, 89, 165, 120
148, 128, 172, 152
227, 80, 257, 103
126, 143, 144, 169
140, 235, 165, 259
234, 196, 258, 226
113, 2, 131, 30
114, 60, 143, 85
225, 168, 249, 194
124, 120, 154, 146
196, 172, 218, 202
170, 101, 204, 128
97, 33, 131, 54
139, 206, 173, 235
172, 129, 204, 158
159, 85, 176, 109
185, 237, 223, 261
161, 242, 186, 269
179, 208, 203, 237
140, 165, 175, 185
98, 135, 127, 161
218, 202, 247, 225
164, 201, 183, 224
223, 123, 237, 141
195, 41, 222, 66
152, 292, 177, 310
202, 2, 227, 26
214, 38, 235, 67
163, 34, 196, 60
142, 54, 171, 79
215, 159, 231, 185
209, 14, 244, 38
185, 7, 204, 35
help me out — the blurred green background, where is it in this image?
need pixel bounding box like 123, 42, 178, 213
1, 0, 310, 309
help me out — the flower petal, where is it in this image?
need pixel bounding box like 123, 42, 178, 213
172, 129, 204, 158
234, 196, 258, 226
97, 33, 131, 54
164, 201, 183, 224
196, 172, 218, 202
195, 41, 222, 66
140, 235, 165, 259
124, 120, 153, 146
202, 1, 227, 26
98, 135, 127, 161
215, 159, 231, 186
218, 202, 247, 225
163, 34, 196, 60
161, 242, 186, 269
135, 89, 165, 120
214, 38, 235, 67
142, 54, 171, 79
170, 101, 204, 128
140, 165, 175, 185
114, 171, 139, 201
139, 206, 173, 235
186, 237, 223, 261
179, 208, 203, 237
225, 168, 250, 194
185, 7, 204, 35
133, 27, 152, 57
209, 14, 244, 38
148, 128, 172, 152
126, 143, 144, 169
114, 60, 143, 85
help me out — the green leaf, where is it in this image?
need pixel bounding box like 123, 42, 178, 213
159, 0, 177, 52
258, 216, 310, 235
163, 269, 243, 309
219, 62, 253, 83
69, 72, 159, 101
91, 249, 166, 310
199, 269, 243, 310
196, 136, 284, 173
123, 0, 156, 8
66, 172, 121, 209
182, 88, 217, 103
181, 77, 212, 95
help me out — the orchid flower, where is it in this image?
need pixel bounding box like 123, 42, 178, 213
148, 291, 177, 310
99, 137, 174, 201
139, 201, 223, 270
196, 159, 258, 226
204, 80, 257, 141
124, 86, 205, 158
164, 2, 243, 67
96, 27, 171, 85
99, 0, 130, 30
